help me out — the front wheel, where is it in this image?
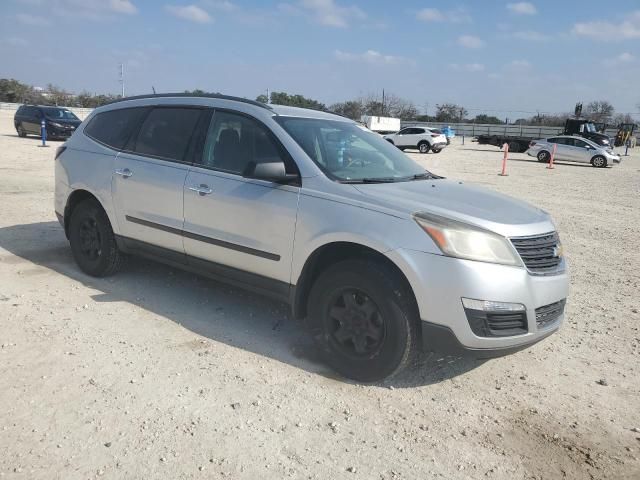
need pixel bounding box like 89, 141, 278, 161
431, 148, 442, 154
418, 142, 430, 154
591, 155, 607, 168
307, 259, 418, 382
69, 199, 124, 277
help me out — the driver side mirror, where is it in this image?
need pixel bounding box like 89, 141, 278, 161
245, 161, 298, 184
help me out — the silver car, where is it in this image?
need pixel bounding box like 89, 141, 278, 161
527, 135, 621, 167
54, 94, 568, 382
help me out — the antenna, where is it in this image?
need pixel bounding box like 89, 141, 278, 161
152, 86, 156, 94
119, 63, 125, 98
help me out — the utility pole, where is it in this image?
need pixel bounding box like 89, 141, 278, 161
381, 88, 385, 116
119, 63, 125, 98
266, 88, 270, 104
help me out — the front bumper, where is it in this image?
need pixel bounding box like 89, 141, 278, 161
386, 248, 569, 354
47, 125, 77, 138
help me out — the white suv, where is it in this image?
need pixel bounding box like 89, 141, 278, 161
383, 127, 448, 153
55, 94, 568, 382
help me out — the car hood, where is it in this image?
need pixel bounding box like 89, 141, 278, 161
46, 118, 81, 125
352, 179, 553, 237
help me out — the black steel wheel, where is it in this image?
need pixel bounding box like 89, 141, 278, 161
326, 289, 386, 357
69, 199, 124, 277
307, 259, 418, 382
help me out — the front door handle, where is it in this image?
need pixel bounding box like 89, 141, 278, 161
188, 184, 213, 196
115, 168, 133, 178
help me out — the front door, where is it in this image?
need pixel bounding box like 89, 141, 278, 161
183, 109, 300, 287
111, 106, 204, 254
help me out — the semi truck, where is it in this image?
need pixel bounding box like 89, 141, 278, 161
476, 119, 612, 152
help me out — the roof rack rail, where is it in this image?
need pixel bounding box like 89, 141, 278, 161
105, 93, 273, 110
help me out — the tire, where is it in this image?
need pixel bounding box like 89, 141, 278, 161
418, 142, 430, 154
537, 150, 551, 163
68, 199, 124, 277
307, 259, 418, 382
508, 141, 520, 153
591, 155, 607, 168
17, 124, 27, 137
431, 148, 442, 154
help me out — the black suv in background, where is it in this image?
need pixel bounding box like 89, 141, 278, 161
14, 105, 82, 139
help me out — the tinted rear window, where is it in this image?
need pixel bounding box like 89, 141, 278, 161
84, 107, 149, 150
133, 107, 202, 162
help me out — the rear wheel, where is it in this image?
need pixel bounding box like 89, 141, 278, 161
307, 259, 418, 382
537, 150, 550, 163
69, 199, 124, 277
431, 148, 442, 154
17, 124, 26, 137
418, 142, 430, 154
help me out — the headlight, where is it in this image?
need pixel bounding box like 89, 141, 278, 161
413, 212, 522, 266
49, 122, 63, 128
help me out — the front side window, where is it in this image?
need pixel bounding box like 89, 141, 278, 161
200, 111, 287, 175
134, 107, 202, 161
275, 117, 429, 182
84, 107, 149, 150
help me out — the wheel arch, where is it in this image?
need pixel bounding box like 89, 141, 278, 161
291, 241, 418, 322
63, 189, 105, 239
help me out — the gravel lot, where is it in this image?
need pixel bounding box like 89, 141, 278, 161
1, 109, 639, 480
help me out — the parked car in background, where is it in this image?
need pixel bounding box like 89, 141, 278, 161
55, 93, 568, 382
14, 105, 82, 139
527, 135, 620, 168
383, 127, 448, 153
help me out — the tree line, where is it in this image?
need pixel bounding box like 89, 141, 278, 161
0, 78, 121, 108
2, 78, 636, 126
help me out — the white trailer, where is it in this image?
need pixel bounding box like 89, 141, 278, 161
361, 115, 401, 134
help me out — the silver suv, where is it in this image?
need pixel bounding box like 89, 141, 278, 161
54, 94, 569, 382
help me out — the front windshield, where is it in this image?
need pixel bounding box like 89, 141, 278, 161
43, 107, 79, 121
275, 116, 430, 182
582, 123, 596, 133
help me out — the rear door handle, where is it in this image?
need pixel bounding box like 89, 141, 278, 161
115, 168, 133, 178
188, 184, 213, 196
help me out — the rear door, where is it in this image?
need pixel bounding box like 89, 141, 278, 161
183, 109, 300, 288
111, 106, 204, 255
547, 137, 570, 161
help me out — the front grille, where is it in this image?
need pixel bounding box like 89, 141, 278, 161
535, 299, 566, 329
465, 309, 528, 337
510, 232, 562, 274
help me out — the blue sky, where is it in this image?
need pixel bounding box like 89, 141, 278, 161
2, 0, 639, 119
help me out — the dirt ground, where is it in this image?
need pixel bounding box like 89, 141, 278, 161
1, 109, 639, 480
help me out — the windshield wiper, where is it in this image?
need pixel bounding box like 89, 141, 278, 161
405, 172, 443, 180
340, 177, 400, 184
